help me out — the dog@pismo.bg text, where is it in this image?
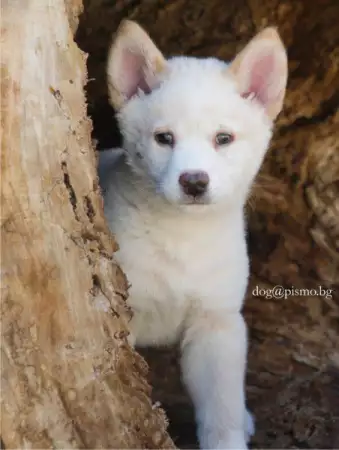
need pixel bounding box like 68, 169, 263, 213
99, 20, 288, 450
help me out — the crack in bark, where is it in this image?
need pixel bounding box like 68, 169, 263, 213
84, 195, 95, 222
61, 161, 78, 217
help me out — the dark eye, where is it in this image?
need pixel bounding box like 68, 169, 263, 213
215, 132, 234, 147
154, 131, 175, 147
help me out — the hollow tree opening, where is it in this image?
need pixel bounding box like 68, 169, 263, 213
76, 1, 339, 448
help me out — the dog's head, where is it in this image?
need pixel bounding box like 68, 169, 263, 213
107, 21, 287, 207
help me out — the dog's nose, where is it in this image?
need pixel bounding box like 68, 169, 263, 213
178, 171, 210, 197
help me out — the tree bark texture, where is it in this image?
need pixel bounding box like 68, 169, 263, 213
76, 0, 339, 448
1, 1, 175, 449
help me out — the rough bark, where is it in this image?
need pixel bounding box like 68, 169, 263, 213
76, 0, 339, 448
1, 1, 175, 448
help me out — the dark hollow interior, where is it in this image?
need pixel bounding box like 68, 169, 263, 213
75, 1, 339, 448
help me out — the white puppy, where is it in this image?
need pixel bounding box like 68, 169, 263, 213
99, 20, 287, 449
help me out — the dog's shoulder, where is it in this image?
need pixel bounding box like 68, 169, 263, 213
98, 148, 125, 182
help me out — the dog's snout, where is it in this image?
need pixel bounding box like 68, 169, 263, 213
179, 171, 210, 197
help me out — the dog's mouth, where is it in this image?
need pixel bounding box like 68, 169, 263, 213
180, 194, 211, 206
157, 182, 212, 207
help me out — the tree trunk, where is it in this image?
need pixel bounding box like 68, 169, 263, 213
1, 1, 175, 448
76, 0, 339, 448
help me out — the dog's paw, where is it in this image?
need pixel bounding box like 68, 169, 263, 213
222, 435, 248, 450
198, 427, 248, 450
197, 409, 253, 449
245, 409, 255, 443
216, 432, 248, 450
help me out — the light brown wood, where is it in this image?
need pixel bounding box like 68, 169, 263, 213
0, 1, 175, 448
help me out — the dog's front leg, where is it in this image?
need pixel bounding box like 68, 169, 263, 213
181, 311, 248, 450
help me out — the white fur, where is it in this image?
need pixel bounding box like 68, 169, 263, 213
100, 22, 287, 449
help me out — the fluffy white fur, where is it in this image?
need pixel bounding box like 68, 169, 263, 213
100, 21, 287, 449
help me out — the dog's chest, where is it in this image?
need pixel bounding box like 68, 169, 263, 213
105, 189, 249, 345
113, 207, 248, 311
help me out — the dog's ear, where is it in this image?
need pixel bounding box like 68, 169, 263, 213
228, 28, 287, 120
107, 20, 166, 110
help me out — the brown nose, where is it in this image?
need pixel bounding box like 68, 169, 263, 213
178, 171, 210, 197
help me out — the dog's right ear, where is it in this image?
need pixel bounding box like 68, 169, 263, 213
107, 20, 166, 110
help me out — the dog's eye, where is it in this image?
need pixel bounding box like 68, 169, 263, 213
214, 132, 234, 147
154, 131, 175, 147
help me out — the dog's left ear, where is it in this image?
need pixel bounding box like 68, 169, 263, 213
228, 28, 288, 120
107, 20, 166, 110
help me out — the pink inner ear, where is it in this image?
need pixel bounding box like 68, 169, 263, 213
242, 52, 276, 105
122, 49, 151, 100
